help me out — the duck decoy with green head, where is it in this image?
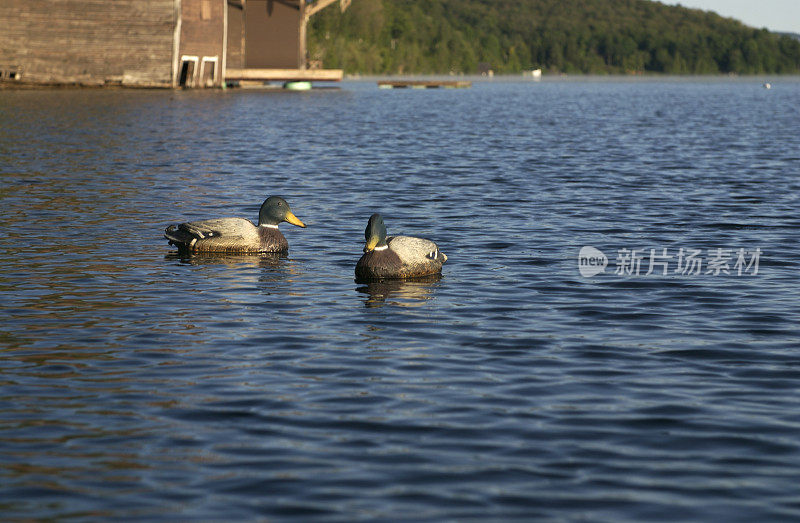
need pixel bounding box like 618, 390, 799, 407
165, 196, 306, 254
355, 213, 447, 281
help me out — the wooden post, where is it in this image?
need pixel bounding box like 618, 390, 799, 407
221, 0, 228, 86
299, 0, 348, 70
241, 0, 247, 68
298, 0, 307, 69
172, 0, 183, 87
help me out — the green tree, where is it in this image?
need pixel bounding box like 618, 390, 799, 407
308, 0, 800, 75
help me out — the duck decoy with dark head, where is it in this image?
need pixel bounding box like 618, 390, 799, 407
165, 196, 306, 254
355, 213, 447, 282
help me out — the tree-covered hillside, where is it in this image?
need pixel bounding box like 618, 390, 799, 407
308, 0, 800, 74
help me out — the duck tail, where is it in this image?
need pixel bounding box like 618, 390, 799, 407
165, 224, 192, 247
426, 247, 447, 264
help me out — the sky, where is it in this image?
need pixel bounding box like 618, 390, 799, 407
659, 0, 800, 34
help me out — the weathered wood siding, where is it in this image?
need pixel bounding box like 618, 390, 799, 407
0, 0, 177, 86
180, 0, 225, 63
178, 0, 226, 86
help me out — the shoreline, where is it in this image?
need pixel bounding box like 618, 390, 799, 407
2, 73, 796, 91
347, 73, 800, 83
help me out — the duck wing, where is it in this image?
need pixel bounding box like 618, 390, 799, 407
388, 236, 448, 266
165, 217, 258, 252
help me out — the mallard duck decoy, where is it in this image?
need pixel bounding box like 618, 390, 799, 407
165, 196, 305, 254
355, 213, 447, 281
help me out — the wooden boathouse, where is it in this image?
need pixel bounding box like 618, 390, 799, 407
0, 0, 349, 88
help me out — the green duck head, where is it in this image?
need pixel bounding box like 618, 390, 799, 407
364, 213, 388, 252
259, 196, 306, 228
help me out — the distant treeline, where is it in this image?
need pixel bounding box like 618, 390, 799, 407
308, 0, 800, 74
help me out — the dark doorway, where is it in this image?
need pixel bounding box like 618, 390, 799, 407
179, 59, 197, 87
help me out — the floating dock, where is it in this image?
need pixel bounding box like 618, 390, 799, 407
226, 68, 343, 83
377, 80, 472, 89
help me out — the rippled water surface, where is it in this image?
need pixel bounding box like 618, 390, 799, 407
2, 78, 800, 520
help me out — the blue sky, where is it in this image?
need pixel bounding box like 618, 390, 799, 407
659, 0, 800, 34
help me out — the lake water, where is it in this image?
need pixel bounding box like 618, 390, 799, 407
2, 77, 800, 520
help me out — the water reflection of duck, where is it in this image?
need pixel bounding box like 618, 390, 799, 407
164, 251, 297, 292
165, 251, 288, 269
357, 274, 441, 308
165, 196, 306, 255
355, 213, 447, 282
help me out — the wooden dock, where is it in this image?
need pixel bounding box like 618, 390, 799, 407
377, 80, 471, 89
226, 68, 343, 82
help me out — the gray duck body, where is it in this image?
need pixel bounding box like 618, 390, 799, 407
164, 195, 305, 254
165, 219, 288, 254
356, 235, 448, 282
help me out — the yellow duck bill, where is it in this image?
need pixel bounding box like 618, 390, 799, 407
285, 211, 306, 228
